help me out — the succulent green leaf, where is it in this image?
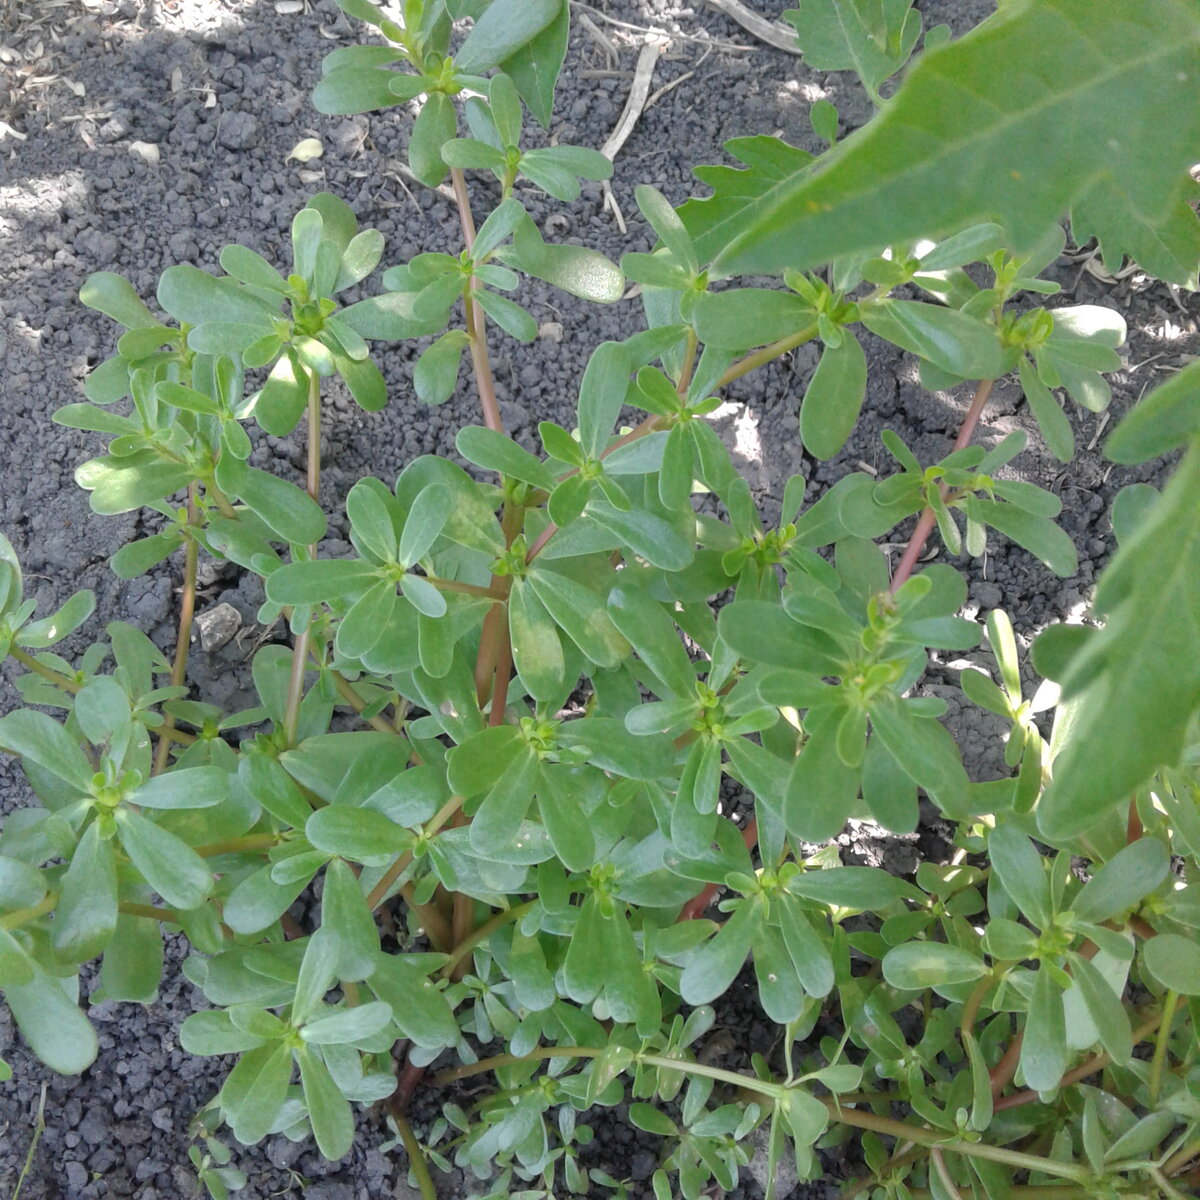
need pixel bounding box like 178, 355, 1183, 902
1021, 966, 1068, 1094
225, 1041, 293, 1146
988, 826, 1052, 929
53, 820, 118, 963
267, 559, 380, 606
75, 454, 196, 517
882, 941, 988, 990
1105, 358, 1200, 464
312, 66, 404, 116
679, 902, 757, 1005
409, 91, 457, 187
800, 330, 868, 460
456, 0, 562, 75
692, 289, 815, 352
1072, 838, 1169, 925
1143, 933, 1200, 995
236, 467, 327, 546
861, 300, 1008, 380
299, 1047, 355, 1160
305, 806, 411, 861
117, 809, 213, 911
509, 577, 565, 702
4, 955, 98, 1075
181, 1010, 269, 1057
414, 331, 469, 406
503, 215, 625, 303
500, 1, 569, 127
0, 709, 93, 792
80, 272, 159, 329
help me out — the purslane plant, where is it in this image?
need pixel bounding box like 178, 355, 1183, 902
1, 1, 1199, 1198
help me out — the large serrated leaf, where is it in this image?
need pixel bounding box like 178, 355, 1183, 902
677, 135, 815, 266
713, 0, 1200, 278
1039, 443, 1200, 838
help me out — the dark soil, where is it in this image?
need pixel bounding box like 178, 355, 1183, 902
1, 0, 1197, 1197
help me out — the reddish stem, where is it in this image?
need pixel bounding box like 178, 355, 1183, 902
889, 379, 994, 593
451, 167, 503, 435
677, 820, 759, 922
391, 1056, 428, 1114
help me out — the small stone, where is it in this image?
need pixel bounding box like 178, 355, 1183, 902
745, 1125, 800, 1196
537, 321, 564, 343
217, 111, 260, 150
98, 110, 131, 141
128, 140, 161, 165
194, 602, 242, 653
65, 1161, 89, 1190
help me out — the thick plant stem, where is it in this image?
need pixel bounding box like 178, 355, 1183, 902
194, 832, 280, 858
9, 647, 81, 694
390, 1109, 439, 1200
676, 327, 699, 396
432, 1046, 1089, 1183
994, 1012, 1162, 1111
715, 322, 819, 389
442, 900, 536, 978
1149, 991, 1179, 1105
0, 893, 56, 931
1164, 1137, 1200, 1178
327, 668, 397, 736
434, 1046, 602, 1085
366, 794, 463, 911
400, 881, 453, 951
204, 478, 239, 520
451, 166, 504, 435
283, 372, 322, 747
119, 902, 177, 923
153, 485, 201, 775
890, 379, 995, 593
677, 819, 758, 921
931, 1148, 964, 1200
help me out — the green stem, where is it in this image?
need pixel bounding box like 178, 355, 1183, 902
676, 326, 699, 396
399, 880, 453, 951
441, 900, 536, 978
119, 901, 177, 923
1164, 1137, 1200, 1178
1149, 990, 1180, 1106
715, 322, 819, 389
327, 668, 397, 736
204, 477, 239, 520
424, 575, 507, 601
931, 1147, 965, 1200
153, 486, 200, 775
366, 794, 464, 911
905, 1191, 1096, 1200
826, 1102, 1087, 1181
156, 725, 197, 746
392, 1111, 439, 1200
194, 832, 280, 858
1148, 1166, 1192, 1200
9, 647, 81, 694
283, 372, 322, 747
10, 1082, 46, 1200
433, 1046, 602, 1086
0, 893, 56, 931
432, 1046, 1090, 1184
